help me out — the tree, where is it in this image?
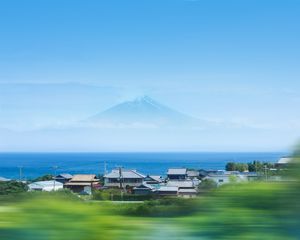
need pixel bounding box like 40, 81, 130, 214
198, 179, 217, 191
225, 162, 236, 171
226, 162, 248, 172
0, 181, 28, 195
32, 174, 53, 182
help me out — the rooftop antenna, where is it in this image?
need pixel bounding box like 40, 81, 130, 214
104, 161, 107, 175
18, 166, 23, 182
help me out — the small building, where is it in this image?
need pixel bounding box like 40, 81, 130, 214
64, 174, 99, 194
187, 170, 199, 179
157, 186, 178, 196
178, 189, 197, 198
133, 183, 156, 195
276, 157, 292, 168
54, 173, 73, 184
144, 175, 164, 184
104, 168, 145, 188
0, 177, 11, 182
167, 168, 187, 180
205, 171, 247, 186
28, 180, 63, 191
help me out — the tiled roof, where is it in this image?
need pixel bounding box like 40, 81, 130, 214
55, 173, 73, 179
70, 174, 98, 182
104, 169, 145, 179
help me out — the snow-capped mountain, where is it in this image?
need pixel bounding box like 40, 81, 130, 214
85, 96, 201, 127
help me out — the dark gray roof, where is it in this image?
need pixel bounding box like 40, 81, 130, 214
104, 169, 145, 179
55, 173, 73, 179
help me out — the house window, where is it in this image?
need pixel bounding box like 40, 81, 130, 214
218, 179, 224, 183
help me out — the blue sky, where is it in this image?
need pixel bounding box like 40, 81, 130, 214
0, 0, 300, 151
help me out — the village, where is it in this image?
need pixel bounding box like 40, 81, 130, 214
0, 157, 291, 199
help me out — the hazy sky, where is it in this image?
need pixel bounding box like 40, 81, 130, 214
0, 0, 300, 151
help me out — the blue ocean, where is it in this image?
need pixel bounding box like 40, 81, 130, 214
0, 152, 285, 180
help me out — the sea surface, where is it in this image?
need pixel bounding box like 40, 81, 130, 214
0, 152, 285, 180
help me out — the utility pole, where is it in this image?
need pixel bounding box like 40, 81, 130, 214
119, 167, 123, 189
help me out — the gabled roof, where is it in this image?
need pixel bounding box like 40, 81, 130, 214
55, 173, 73, 179
167, 168, 187, 175
70, 174, 98, 182
133, 182, 155, 190
104, 169, 145, 179
145, 175, 163, 182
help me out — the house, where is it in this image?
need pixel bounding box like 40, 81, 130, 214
178, 189, 197, 198
241, 172, 260, 181
187, 170, 199, 179
133, 183, 156, 195
144, 175, 164, 184
28, 180, 63, 191
64, 174, 99, 194
0, 177, 11, 182
167, 168, 187, 180
205, 171, 247, 186
54, 173, 73, 184
157, 186, 178, 196
276, 157, 292, 168
104, 168, 145, 188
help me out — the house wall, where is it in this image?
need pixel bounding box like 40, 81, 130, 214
168, 174, 186, 180
104, 178, 143, 188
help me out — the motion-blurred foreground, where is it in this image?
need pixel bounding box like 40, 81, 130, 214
1, 154, 300, 240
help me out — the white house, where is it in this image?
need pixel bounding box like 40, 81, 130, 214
28, 180, 63, 191
205, 171, 247, 186
178, 189, 197, 198
157, 186, 178, 196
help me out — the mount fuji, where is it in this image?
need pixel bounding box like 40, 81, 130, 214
85, 96, 203, 128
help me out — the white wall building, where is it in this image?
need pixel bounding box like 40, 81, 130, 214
205, 171, 247, 186
28, 180, 63, 191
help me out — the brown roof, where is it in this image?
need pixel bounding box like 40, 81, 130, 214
69, 174, 98, 182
